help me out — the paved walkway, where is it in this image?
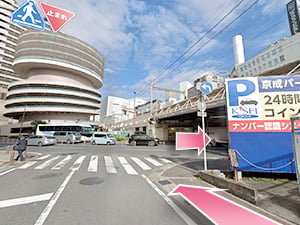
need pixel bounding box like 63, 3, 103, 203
0, 147, 299, 224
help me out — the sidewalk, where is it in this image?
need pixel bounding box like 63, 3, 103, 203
151, 161, 300, 225
0, 146, 40, 170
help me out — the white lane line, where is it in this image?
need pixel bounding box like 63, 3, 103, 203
37, 155, 51, 160
51, 155, 72, 170
158, 157, 173, 164
35, 156, 60, 170
70, 155, 86, 171
104, 156, 117, 174
0, 168, 16, 177
145, 157, 163, 166
34, 170, 75, 225
141, 175, 197, 225
131, 157, 151, 170
0, 193, 53, 209
118, 157, 138, 175
18, 161, 37, 169
88, 155, 98, 172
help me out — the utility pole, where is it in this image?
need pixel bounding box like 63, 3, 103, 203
133, 91, 136, 132
149, 81, 154, 136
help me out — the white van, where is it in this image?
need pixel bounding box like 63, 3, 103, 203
54, 131, 82, 144
91, 132, 116, 145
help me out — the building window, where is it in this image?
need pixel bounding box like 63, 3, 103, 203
272, 49, 277, 55
252, 61, 256, 66
254, 68, 257, 74
279, 55, 285, 62
240, 67, 243, 72
261, 55, 265, 61
274, 58, 279, 65
266, 53, 271, 59
278, 46, 283, 52
268, 61, 273, 67
248, 63, 251, 68
258, 66, 262, 71
263, 63, 267, 69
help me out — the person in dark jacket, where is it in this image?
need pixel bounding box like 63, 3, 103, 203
15, 136, 28, 161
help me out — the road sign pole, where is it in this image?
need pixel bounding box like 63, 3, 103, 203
200, 94, 207, 170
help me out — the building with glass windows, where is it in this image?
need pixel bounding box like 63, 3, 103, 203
3, 29, 104, 128
0, 0, 25, 123
229, 33, 300, 77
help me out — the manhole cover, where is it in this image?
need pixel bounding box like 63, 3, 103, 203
158, 180, 172, 185
79, 177, 104, 185
33, 173, 61, 180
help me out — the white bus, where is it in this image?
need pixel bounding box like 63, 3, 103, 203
36, 123, 94, 141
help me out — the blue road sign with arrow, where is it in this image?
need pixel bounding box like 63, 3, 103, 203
199, 81, 213, 95
11, 0, 45, 31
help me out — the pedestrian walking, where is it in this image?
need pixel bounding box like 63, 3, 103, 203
15, 136, 28, 161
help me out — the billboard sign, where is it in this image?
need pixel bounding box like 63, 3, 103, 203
226, 75, 300, 173
287, 0, 300, 35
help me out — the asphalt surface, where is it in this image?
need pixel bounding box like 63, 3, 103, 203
0, 142, 299, 225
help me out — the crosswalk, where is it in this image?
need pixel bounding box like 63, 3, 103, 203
17, 154, 173, 176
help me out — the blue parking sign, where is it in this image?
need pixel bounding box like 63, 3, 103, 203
11, 0, 45, 31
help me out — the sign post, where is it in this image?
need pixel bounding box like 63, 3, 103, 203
228, 149, 241, 182
291, 115, 300, 194
197, 81, 213, 170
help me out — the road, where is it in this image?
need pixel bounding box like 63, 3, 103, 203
0, 143, 228, 225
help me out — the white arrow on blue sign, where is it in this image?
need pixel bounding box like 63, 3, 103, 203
199, 81, 213, 95
11, 0, 45, 31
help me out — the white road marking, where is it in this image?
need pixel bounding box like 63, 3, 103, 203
159, 157, 173, 164
0, 193, 53, 209
37, 155, 51, 160
51, 155, 72, 170
70, 155, 86, 171
88, 155, 98, 172
104, 156, 117, 174
34, 170, 75, 225
35, 156, 60, 170
0, 168, 16, 177
18, 161, 37, 169
118, 157, 138, 175
141, 175, 197, 225
131, 157, 151, 170
145, 157, 163, 166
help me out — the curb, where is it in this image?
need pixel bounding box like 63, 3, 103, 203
198, 170, 258, 204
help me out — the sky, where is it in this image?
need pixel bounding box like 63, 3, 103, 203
17, 0, 292, 101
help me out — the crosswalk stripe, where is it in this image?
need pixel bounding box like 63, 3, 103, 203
51, 155, 72, 170
131, 157, 151, 170
104, 156, 117, 174
35, 156, 60, 170
70, 156, 86, 171
158, 157, 172, 164
18, 161, 37, 169
118, 157, 138, 175
37, 154, 51, 160
144, 157, 163, 166
88, 155, 98, 172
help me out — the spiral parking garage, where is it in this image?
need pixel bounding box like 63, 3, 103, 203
3, 29, 104, 122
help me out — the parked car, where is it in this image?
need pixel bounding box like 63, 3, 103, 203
91, 132, 116, 145
128, 134, 159, 146
54, 131, 82, 144
27, 135, 57, 146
